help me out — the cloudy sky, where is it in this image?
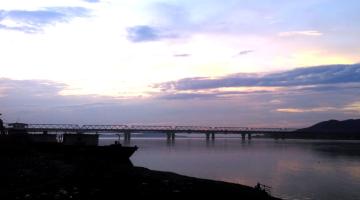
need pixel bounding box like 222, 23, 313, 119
0, 0, 359, 127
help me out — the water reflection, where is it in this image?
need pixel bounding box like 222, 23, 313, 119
100, 137, 360, 200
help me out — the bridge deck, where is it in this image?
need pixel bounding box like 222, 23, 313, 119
5, 124, 297, 134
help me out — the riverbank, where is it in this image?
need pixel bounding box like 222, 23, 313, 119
0, 144, 279, 199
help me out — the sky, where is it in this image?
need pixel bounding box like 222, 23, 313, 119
0, 0, 359, 127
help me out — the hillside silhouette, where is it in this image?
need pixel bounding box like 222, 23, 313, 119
290, 119, 360, 139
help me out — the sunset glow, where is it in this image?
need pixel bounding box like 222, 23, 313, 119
1, 0, 359, 126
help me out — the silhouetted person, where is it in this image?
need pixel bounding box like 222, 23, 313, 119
0, 113, 4, 134
255, 182, 261, 190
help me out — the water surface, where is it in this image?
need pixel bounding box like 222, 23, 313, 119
101, 137, 360, 200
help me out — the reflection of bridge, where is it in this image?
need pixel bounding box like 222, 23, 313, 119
5, 123, 297, 143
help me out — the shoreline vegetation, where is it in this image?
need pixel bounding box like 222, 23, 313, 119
0, 143, 279, 199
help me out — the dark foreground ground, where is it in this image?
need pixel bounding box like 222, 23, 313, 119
0, 144, 279, 199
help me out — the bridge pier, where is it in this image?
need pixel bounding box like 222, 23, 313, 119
206, 133, 210, 141
241, 133, 246, 140
248, 133, 252, 140
206, 133, 215, 146
281, 133, 286, 140
124, 131, 131, 144
166, 132, 175, 145
206, 133, 215, 142
211, 133, 215, 141
273, 132, 285, 140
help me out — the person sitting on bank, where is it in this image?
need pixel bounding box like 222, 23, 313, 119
255, 182, 261, 190
0, 113, 5, 134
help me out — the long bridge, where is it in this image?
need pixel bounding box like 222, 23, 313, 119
4, 123, 297, 143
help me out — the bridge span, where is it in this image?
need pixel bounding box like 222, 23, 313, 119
4, 123, 298, 143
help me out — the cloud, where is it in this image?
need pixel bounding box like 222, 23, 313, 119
0, 7, 90, 33
127, 25, 158, 42
0, 23, 38, 33
126, 25, 176, 42
1, 77, 359, 127
0, 78, 66, 97
278, 30, 323, 37
157, 90, 272, 100
0, 78, 128, 123
83, 0, 100, 3
236, 50, 254, 56
155, 64, 360, 91
157, 93, 215, 100
277, 107, 337, 113
147, 1, 276, 37
1, 78, 251, 125
173, 53, 191, 57
0, 78, 124, 110
343, 101, 360, 113
277, 101, 360, 114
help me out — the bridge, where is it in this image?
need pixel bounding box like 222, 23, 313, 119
4, 123, 297, 143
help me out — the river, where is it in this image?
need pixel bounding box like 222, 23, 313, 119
100, 136, 360, 200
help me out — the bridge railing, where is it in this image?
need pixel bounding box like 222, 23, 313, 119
130, 125, 173, 131
175, 126, 213, 131
246, 128, 296, 132
213, 127, 249, 131
27, 124, 81, 130
81, 125, 129, 130
5, 123, 298, 133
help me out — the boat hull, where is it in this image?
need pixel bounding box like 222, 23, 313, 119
33, 143, 138, 162
0, 134, 138, 162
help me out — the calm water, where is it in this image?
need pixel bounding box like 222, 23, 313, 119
100, 137, 360, 200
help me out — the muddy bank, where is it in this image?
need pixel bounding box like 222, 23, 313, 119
0, 144, 279, 199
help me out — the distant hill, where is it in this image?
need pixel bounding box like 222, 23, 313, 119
298, 119, 360, 133
288, 119, 360, 139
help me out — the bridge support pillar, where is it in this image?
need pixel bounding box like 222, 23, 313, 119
124, 131, 131, 144
166, 132, 175, 145
206, 133, 210, 141
281, 133, 285, 140
248, 133, 252, 140
241, 133, 246, 140
206, 133, 215, 146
